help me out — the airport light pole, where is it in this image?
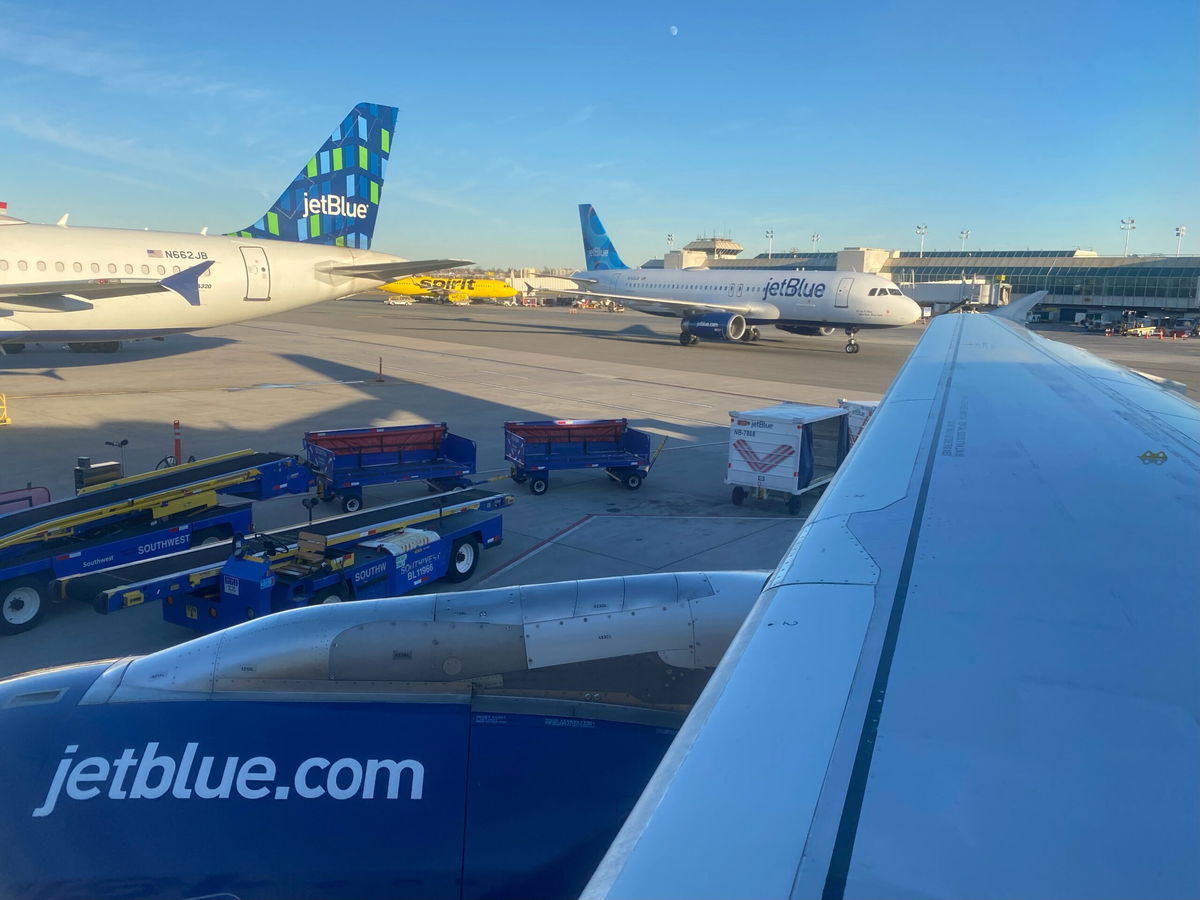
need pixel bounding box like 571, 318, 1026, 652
1176, 225, 1186, 256
959, 229, 970, 252
765, 230, 774, 260
915, 224, 928, 258
1120, 218, 1136, 256
811, 232, 821, 252
667, 233, 674, 251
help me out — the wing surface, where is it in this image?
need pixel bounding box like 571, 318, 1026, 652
324, 259, 472, 281
552, 286, 758, 317
0, 261, 215, 310
585, 310, 1200, 899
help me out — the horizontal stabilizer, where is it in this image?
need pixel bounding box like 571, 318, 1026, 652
322, 258, 472, 282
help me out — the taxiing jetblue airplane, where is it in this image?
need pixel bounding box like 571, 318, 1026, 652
1, 294, 1197, 899
0, 102, 468, 353
560, 204, 921, 353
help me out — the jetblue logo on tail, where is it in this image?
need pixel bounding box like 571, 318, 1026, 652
303, 193, 368, 220
578, 204, 628, 271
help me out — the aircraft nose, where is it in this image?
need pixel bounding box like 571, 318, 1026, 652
899, 297, 922, 324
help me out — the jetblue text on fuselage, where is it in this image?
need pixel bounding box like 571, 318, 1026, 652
303, 193, 369, 219
763, 277, 826, 300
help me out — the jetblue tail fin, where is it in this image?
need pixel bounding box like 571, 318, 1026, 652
578, 204, 628, 270
231, 102, 399, 250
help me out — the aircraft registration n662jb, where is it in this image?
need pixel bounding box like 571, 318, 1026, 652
554, 204, 922, 354
0, 102, 468, 354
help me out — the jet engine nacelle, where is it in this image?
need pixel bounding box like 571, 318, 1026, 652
682, 312, 747, 342
774, 324, 836, 337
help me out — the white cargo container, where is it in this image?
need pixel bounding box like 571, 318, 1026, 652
726, 403, 848, 515
837, 398, 881, 447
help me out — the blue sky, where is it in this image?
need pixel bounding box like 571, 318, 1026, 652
0, 0, 1196, 267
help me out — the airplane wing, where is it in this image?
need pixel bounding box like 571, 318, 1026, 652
324, 259, 472, 281
551, 286, 758, 317
585, 306, 1200, 898
0, 261, 215, 309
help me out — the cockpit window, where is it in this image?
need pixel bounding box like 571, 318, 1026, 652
868, 288, 878, 296
888, 289, 903, 295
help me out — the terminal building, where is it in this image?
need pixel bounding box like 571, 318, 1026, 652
643, 241, 1200, 323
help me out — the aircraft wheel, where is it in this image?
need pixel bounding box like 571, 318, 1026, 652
750, 327, 761, 341
623, 471, 643, 490
787, 495, 803, 516
341, 495, 363, 513
845, 342, 860, 354
679, 332, 693, 346
0, 577, 46, 635
731, 486, 746, 506
445, 536, 480, 583
530, 475, 549, 496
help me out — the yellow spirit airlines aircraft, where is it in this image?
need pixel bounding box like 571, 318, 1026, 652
380, 276, 519, 305
0, 102, 469, 353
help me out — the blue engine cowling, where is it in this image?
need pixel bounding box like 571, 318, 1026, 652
681, 312, 747, 341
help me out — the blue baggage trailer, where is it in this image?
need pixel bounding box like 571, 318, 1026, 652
505, 418, 653, 495
304, 424, 477, 512
73, 489, 512, 634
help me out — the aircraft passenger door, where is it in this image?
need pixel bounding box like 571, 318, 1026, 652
239, 246, 271, 301
835, 277, 853, 308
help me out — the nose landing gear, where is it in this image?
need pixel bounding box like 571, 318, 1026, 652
844, 327, 860, 354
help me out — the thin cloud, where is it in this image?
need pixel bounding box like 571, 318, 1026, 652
0, 16, 268, 102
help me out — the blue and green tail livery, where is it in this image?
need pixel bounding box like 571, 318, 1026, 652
579, 203, 628, 270
232, 102, 398, 250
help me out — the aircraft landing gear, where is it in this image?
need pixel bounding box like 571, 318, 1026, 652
679, 332, 699, 346
844, 328, 860, 354
739, 326, 761, 343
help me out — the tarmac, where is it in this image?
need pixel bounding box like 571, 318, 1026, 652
1, 300, 1197, 677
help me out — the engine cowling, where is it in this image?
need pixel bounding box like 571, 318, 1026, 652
774, 325, 836, 337
682, 313, 747, 342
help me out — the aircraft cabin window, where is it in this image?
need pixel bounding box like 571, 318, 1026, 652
17, 261, 27, 271
107, 263, 117, 274
91, 263, 100, 273
54, 261, 65, 273
124, 264, 134, 275
172, 266, 180, 273
73, 262, 82, 273
157, 265, 166, 275
0, 260, 7, 271
141, 264, 150, 275
36, 261, 46, 272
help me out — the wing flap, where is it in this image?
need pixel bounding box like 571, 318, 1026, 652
587, 312, 1200, 899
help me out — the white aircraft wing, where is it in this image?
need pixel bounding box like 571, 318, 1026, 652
585, 308, 1200, 899
324, 258, 472, 281
0, 261, 215, 310
551, 286, 758, 317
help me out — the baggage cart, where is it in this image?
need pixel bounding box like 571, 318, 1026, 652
304, 423, 476, 512
505, 418, 653, 495
726, 404, 849, 515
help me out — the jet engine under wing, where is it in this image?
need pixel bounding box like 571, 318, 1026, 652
322, 258, 473, 281
551, 286, 760, 318
585, 310, 1200, 899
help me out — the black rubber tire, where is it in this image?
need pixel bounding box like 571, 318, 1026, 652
314, 588, 347, 605
678, 332, 693, 346
0, 576, 46, 635
845, 342, 860, 354
155, 456, 177, 470
444, 536, 480, 583
750, 327, 761, 341
510, 467, 527, 484
731, 486, 746, 506
787, 495, 803, 516
530, 475, 549, 496
623, 472, 643, 490
341, 496, 363, 513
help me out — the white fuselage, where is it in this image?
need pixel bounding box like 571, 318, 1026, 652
578, 267, 921, 329
0, 222, 400, 341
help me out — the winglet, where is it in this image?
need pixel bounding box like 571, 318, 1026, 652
992, 289, 1048, 322
161, 260, 214, 307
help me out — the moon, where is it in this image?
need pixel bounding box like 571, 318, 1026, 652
669, 25, 678, 36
